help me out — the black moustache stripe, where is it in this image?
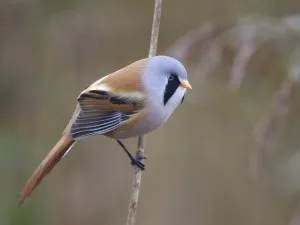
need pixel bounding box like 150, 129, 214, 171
180, 95, 185, 105
163, 75, 181, 105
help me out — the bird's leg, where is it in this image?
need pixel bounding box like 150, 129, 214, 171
116, 139, 146, 170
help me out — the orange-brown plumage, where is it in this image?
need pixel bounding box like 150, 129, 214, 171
19, 55, 191, 205
91, 58, 147, 92
19, 59, 148, 205
106, 108, 147, 138
19, 135, 74, 204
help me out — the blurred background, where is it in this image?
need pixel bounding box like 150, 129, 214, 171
2, 0, 300, 225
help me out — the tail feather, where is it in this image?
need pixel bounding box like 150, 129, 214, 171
19, 135, 75, 205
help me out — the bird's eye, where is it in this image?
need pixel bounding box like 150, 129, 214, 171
167, 75, 174, 81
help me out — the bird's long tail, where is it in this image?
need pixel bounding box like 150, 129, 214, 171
19, 135, 75, 205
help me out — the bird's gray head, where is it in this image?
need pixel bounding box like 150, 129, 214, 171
147, 55, 188, 81
142, 55, 192, 109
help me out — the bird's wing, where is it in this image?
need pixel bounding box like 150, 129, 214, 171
19, 90, 145, 204
70, 89, 145, 140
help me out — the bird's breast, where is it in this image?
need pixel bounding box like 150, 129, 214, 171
110, 101, 167, 139
109, 88, 185, 139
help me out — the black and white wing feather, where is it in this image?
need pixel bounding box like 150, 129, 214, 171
70, 89, 144, 140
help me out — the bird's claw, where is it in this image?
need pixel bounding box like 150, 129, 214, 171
136, 154, 147, 161
131, 155, 146, 170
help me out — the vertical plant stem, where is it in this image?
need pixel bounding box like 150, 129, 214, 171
148, 0, 163, 58
125, 1, 163, 225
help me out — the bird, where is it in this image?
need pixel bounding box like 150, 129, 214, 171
19, 55, 192, 204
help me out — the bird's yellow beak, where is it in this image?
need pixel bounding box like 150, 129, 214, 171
180, 80, 192, 89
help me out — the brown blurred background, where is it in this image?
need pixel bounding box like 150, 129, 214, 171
2, 0, 300, 225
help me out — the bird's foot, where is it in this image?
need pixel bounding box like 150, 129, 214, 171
131, 154, 147, 170
115, 139, 147, 170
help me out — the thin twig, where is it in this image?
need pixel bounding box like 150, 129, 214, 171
148, 0, 163, 58
125, 1, 163, 225
229, 25, 256, 88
